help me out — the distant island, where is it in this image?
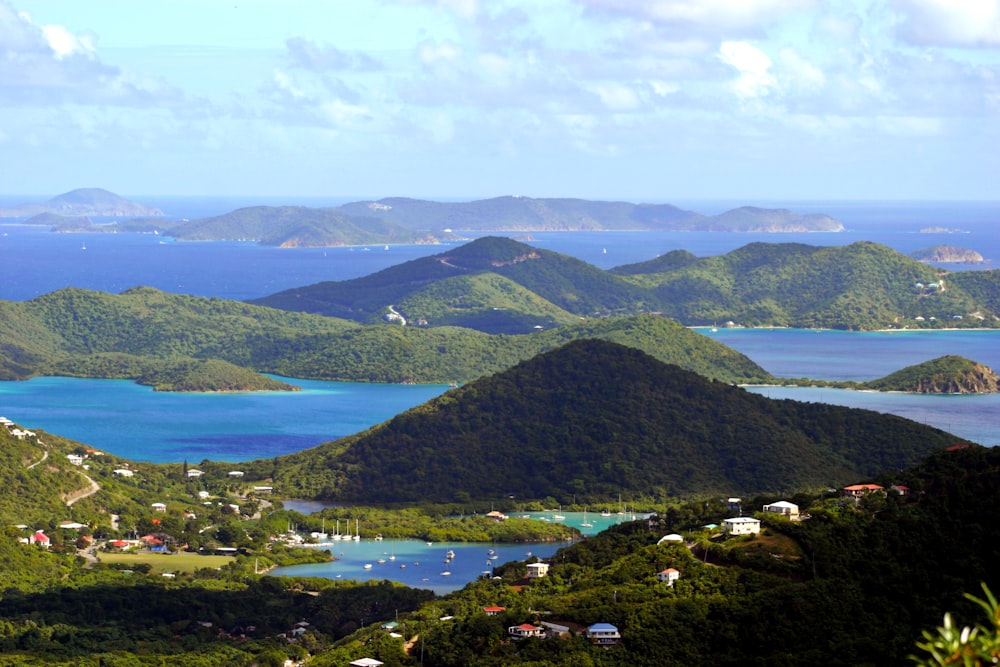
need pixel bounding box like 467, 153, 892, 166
910, 244, 985, 264
0, 188, 164, 218
4, 189, 845, 243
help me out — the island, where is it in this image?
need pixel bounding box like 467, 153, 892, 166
910, 244, 985, 263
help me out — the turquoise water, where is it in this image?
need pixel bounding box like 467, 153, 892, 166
272, 537, 565, 595
1, 328, 999, 460
0, 376, 448, 463
271, 510, 634, 593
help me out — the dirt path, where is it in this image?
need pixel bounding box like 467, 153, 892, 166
26, 448, 48, 470
65, 472, 100, 506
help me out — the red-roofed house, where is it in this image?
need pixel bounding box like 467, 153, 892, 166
508, 623, 545, 639
657, 568, 680, 585
483, 606, 506, 616
843, 484, 884, 498
30, 531, 50, 548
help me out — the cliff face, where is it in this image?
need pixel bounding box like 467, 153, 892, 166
862, 356, 1000, 394
910, 363, 1000, 394
910, 245, 985, 263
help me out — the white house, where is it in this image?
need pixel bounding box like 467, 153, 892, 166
526, 562, 550, 579
113, 469, 134, 477
227, 471, 245, 478
763, 500, 800, 520
586, 623, 621, 646
723, 517, 761, 536
508, 623, 545, 639
657, 533, 684, 545
349, 659, 384, 667
657, 568, 681, 585
66, 454, 84, 466
151, 502, 167, 512
186, 469, 204, 478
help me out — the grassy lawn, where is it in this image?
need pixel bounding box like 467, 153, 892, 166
98, 551, 234, 574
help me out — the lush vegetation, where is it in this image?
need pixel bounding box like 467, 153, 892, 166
613, 240, 994, 329
256, 236, 998, 331
0, 286, 773, 386
315, 445, 1000, 666
243, 339, 966, 503
861, 355, 1000, 393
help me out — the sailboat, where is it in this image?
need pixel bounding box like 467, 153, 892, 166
352, 518, 360, 541
553, 506, 565, 520
316, 518, 328, 540
581, 507, 593, 528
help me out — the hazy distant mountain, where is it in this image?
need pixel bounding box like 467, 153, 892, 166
910, 244, 985, 263
167, 205, 446, 247
0, 188, 164, 218
334, 196, 845, 232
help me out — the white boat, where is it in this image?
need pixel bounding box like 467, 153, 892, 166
440, 571, 451, 576
352, 518, 360, 541
377, 557, 386, 564
581, 508, 592, 528
363, 563, 373, 570
374, 533, 383, 542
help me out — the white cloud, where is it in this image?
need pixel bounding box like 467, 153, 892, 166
0, 1, 180, 107
718, 41, 775, 99
893, 0, 1000, 48
41, 23, 95, 59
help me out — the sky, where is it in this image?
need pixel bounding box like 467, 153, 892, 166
1, 0, 998, 200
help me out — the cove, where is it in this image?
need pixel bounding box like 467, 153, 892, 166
0, 376, 449, 463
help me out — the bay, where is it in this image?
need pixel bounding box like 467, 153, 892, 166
271, 510, 638, 593
0, 376, 447, 463
272, 538, 565, 596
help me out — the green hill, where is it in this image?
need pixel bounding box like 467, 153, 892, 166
256, 237, 998, 331
257, 339, 965, 503
861, 355, 1000, 393
614, 240, 993, 329
0, 287, 772, 386
251, 236, 651, 327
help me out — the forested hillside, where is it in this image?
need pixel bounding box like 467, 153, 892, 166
0, 287, 771, 386
253, 340, 966, 503
255, 237, 999, 331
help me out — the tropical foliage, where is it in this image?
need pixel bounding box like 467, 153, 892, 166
245, 339, 966, 503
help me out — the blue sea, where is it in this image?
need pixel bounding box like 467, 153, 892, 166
1, 198, 1000, 461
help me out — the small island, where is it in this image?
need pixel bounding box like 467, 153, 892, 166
910, 244, 985, 263
860, 355, 1000, 394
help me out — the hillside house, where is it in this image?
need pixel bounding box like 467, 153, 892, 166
526, 562, 550, 579
763, 500, 800, 519
186, 469, 204, 478
509, 623, 545, 639
151, 502, 167, 512
723, 517, 761, 536
843, 484, 885, 498
657, 533, 684, 544
349, 659, 384, 667
30, 531, 50, 548
483, 606, 506, 616
586, 623, 621, 646
657, 568, 681, 586
113, 469, 134, 477
66, 454, 84, 466
228, 470, 244, 478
